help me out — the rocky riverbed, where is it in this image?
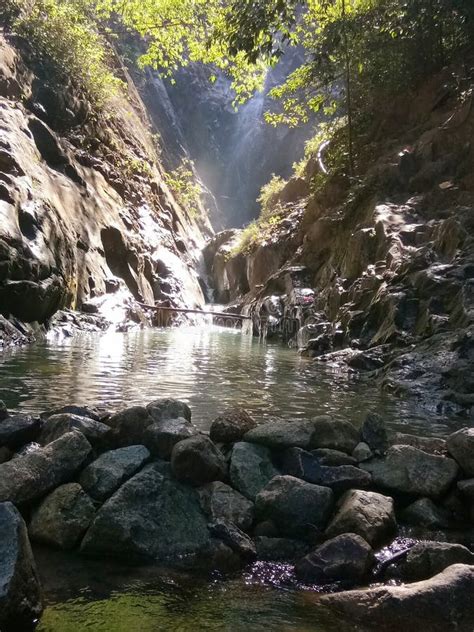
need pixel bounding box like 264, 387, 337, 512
2, 399, 474, 630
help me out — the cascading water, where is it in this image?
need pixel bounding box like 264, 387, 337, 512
223, 92, 266, 199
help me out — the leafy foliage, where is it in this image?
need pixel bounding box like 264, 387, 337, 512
257, 174, 287, 219
94, 0, 267, 103
223, 0, 474, 124
2, 0, 123, 107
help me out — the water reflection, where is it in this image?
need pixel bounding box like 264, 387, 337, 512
0, 326, 463, 435
34, 548, 342, 632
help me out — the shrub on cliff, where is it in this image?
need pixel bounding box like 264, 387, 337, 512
2, 0, 122, 107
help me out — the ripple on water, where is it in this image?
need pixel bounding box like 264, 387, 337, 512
0, 327, 464, 436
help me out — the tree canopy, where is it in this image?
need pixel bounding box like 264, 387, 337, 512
3, 0, 473, 170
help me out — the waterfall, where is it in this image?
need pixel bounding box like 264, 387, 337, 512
225, 92, 266, 195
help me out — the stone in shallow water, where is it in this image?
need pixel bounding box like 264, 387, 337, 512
144, 417, 199, 459
0, 414, 42, 449
318, 464, 371, 493
384, 541, 474, 582
40, 404, 102, 422
39, 413, 109, 447
244, 419, 316, 450
171, 435, 227, 486
198, 481, 254, 531
361, 445, 459, 498
457, 478, 474, 499
295, 533, 374, 584
447, 427, 474, 476
79, 445, 150, 501
229, 442, 278, 500
0, 400, 8, 421
256, 475, 333, 537
312, 447, 358, 466
400, 497, 455, 529
318, 564, 474, 632
326, 489, 396, 546
390, 432, 447, 454
281, 447, 322, 483
210, 407, 257, 444
310, 416, 359, 453
360, 411, 389, 455
281, 447, 371, 492
0, 501, 43, 631
105, 406, 153, 448
352, 442, 373, 462
209, 519, 257, 561
81, 463, 212, 563
0, 446, 12, 463
29, 483, 96, 549
0, 431, 92, 505
146, 398, 191, 423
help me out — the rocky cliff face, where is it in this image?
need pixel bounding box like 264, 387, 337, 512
0, 32, 212, 348
206, 68, 474, 416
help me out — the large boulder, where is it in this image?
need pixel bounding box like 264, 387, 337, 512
311, 417, 359, 453
385, 541, 474, 582
105, 406, 153, 448
39, 413, 109, 447
146, 398, 191, 423
326, 489, 396, 546
255, 475, 333, 536
29, 483, 96, 549
0, 502, 43, 631
144, 418, 199, 459
447, 428, 474, 476
229, 442, 278, 500
0, 414, 42, 449
360, 412, 389, 455
198, 481, 254, 531
361, 445, 459, 498
210, 408, 257, 444
295, 533, 374, 584
81, 463, 212, 563
0, 431, 92, 505
171, 435, 227, 486
79, 445, 150, 501
244, 419, 316, 450
317, 564, 474, 632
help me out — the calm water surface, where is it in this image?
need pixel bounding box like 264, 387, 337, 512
0, 325, 462, 436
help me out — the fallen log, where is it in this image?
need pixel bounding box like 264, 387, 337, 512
137, 302, 251, 320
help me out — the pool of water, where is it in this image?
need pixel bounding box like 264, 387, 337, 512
33, 548, 344, 632
0, 325, 462, 436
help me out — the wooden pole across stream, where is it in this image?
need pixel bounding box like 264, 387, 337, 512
137, 302, 251, 321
